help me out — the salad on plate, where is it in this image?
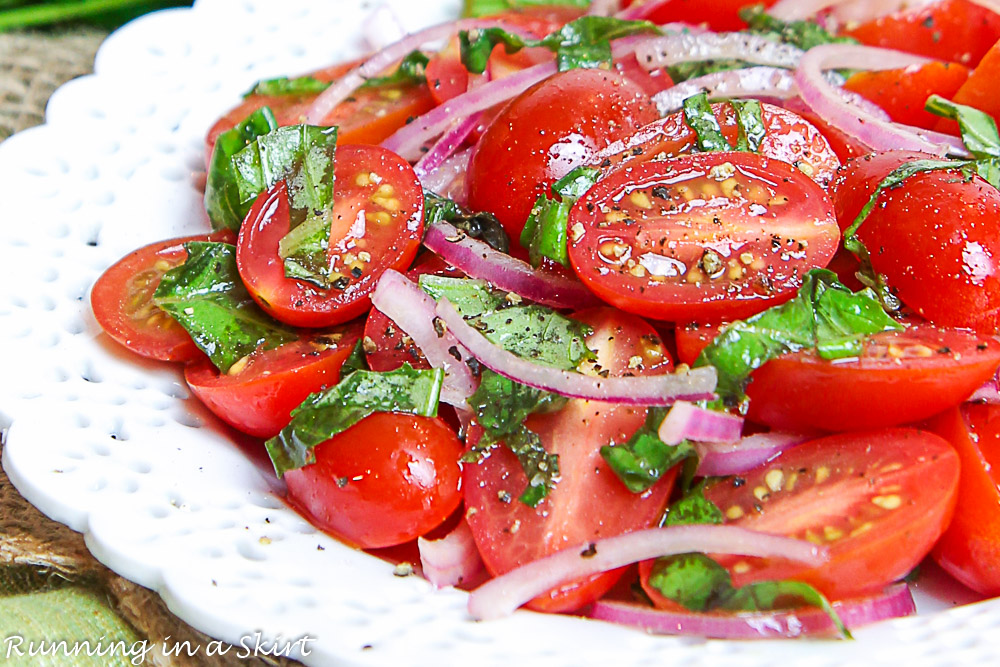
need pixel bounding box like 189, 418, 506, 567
87, 0, 1000, 640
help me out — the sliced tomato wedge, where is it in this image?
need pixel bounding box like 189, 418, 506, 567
463, 308, 676, 613
568, 151, 840, 323
703, 428, 960, 599
237, 144, 424, 328
746, 323, 1000, 432
842, 61, 970, 131
91, 231, 235, 362
674, 321, 727, 366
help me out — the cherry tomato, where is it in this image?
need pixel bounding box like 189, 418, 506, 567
935, 38, 1000, 135
237, 145, 424, 328
91, 231, 235, 362
782, 98, 872, 163
623, 0, 777, 32
284, 413, 464, 549
600, 101, 841, 190
841, 0, 1000, 67
674, 321, 727, 366
833, 150, 1000, 334
703, 428, 960, 599
568, 151, 840, 323
925, 405, 1000, 596
842, 61, 970, 130
466, 68, 658, 239
464, 308, 676, 613
746, 323, 1000, 432
185, 327, 360, 439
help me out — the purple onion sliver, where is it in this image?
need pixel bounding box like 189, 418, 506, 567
421, 147, 473, 196
414, 111, 483, 183
657, 401, 744, 445
694, 432, 814, 477
417, 519, 484, 589
652, 66, 798, 115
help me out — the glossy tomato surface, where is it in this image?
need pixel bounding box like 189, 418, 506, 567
464, 308, 676, 612
936, 38, 1000, 134
568, 151, 840, 322
705, 428, 960, 598
746, 324, 1000, 432
466, 68, 658, 238
185, 327, 360, 439
925, 405, 1000, 596
91, 231, 235, 362
843, 61, 970, 130
625, 0, 777, 31
237, 145, 423, 328
834, 150, 1000, 334
284, 413, 463, 549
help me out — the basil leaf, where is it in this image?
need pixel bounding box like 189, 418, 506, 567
663, 480, 724, 527
552, 165, 602, 200
684, 93, 731, 152
244, 75, 330, 98
462, 0, 590, 18
418, 275, 506, 318
425, 191, 510, 252
600, 408, 697, 493
152, 242, 297, 373
520, 165, 600, 268
740, 4, 855, 51
925, 94, 1000, 160
265, 364, 443, 477
719, 580, 849, 638
360, 50, 430, 89
340, 337, 370, 376
469, 305, 594, 370
667, 60, 746, 85
460, 27, 527, 74
695, 269, 903, 403
730, 99, 766, 152
204, 107, 278, 231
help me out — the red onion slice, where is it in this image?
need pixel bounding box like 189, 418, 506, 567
413, 111, 483, 185
436, 298, 717, 405
421, 147, 472, 197
418, 519, 485, 588
969, 378, 1000, 404
768, 0, 846, 21
589, 583, 915, 639
795, 44, 968, 157
652, 66, 798, 115
695, 432, 814, 477
423, 221, 602, 310
657, 401, 744, 445
467, 525, 827, 620
635, 33, 804, 71
371, 269, 477, 408
587, 0, 621, 16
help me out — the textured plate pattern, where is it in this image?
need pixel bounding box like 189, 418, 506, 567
1, 1, 999, 664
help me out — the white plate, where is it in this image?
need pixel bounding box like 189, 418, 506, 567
2, 1, 999, 664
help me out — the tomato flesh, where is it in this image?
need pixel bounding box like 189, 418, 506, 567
568, 151, 840, 322
843, 61, 970, 131
705, 428, 960, 599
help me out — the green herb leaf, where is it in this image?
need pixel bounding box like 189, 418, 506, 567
600, 408, 697, 493
425, 191, 511, 252
461, 0, 590, 18
520, 165, 601, 268
719, 580, 849, 638
740, 4, 855, 51
730, 99, 766, 152
683, 92, 731, 152
924, 94, 1000, 160
663, 480, 724, 526
204, 107, 278, 231
695, 269, 903, 403
667, 60, 747, 85
265, 364, 443, 477
552, 165, 602, 200
152, 242, 297, 373
418, 275, 506, 318
340, 337, 370, 376
360, 50, 430, 89
469, 305, 594, 370
460, 27, 527, 74
244, 75, 330, 98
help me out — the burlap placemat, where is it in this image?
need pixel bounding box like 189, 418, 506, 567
0, 30, 292, 666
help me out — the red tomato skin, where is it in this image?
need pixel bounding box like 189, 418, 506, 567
627, 0, 777, 31
91, 231, 235, 362
782, 98, 872, 163
842, 61, 970, 130
185, 328, 360, 439
237, 145, 423, 328
284, 413, 463, 549
568, 152, 840, 323
463, 308, 676, 613
466, 68, 658, 239
674, 321, 726, 366
746, 325, 1000, 432
706, 428, 960, 599
925, 405, 1000, 595
834, 150, 1000, 334
936, 38, 1000, 135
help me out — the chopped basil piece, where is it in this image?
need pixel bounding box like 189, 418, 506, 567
152, 242, 297, 373
204, 107, 278, 231
601, 408, 698, 493
663, 480, 724, 527
520, 165, 601, 268
730, 99, 766, 152
424, 191, 511, 253
682, 93, 765, 153
739, 4, 856, 51
360, 50, 430, 89
667, 60, 746, 84
924, 95, 1000, 161
418, 275, 506, 318
462, 0, 590, 18
647, 553, 848, 637
244, 75, 330, 98
470, 305, 594, 370
265, 364, 444, 477
695, 269, 903, 404
340, 337, 370, 376
552, 165, 603, 200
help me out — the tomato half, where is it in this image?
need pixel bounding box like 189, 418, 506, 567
704, 428, 960, 599
674, 321, 727, 366
91, 231, 235, 362
568, 151, 840, 322
624, 0, 777, 32
834, 150, 1000, 334
284, 413, 464, 549
935, 38, 1000, 135
464, 308, 676, 613
185, 326, 360, 439
925, 405, 1000, 596
237, 145, 424, 328
842, 61, 970, 130
466, 68, 659, 239
601, 102, 841, 190
746, 323, 1000, 432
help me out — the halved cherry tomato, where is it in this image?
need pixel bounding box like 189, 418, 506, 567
237, 145, 424, 328
746, 323, 1000, 432
841, 0, 1000, 66
568, 151, 840, 323
463, 308, 676, 613
622, 0, 777, 32
600, 101, 841, 190
935, 38, 1000, 135
91, 231, 235, 362
612, 52, 675, 98
466, 68, 659, 239
925, 405, 1000, 596
782, 98, 872, 163
674, 321, 727, 366
185, 326, 360, 439
834, 150, 1000, 334
842, 61, 970, 130
702, 428, 960, 599
284, 413, 464, 549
